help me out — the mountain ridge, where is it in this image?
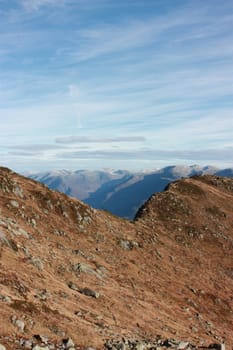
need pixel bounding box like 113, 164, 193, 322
0, 167, 233, 349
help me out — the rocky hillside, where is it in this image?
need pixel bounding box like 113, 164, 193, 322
0, 167, 233, 349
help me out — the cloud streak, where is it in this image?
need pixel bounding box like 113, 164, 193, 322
20, 0, 67, 11
54, 147, 233, 163
55, 136, 146, 144
7, 144, 67, 152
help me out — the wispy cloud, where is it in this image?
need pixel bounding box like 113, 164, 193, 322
8, 151, 43, 157
55, 147, 233, 164
20, 0, 67, 11
7, 144, 66, 152
55, 136, 146, 144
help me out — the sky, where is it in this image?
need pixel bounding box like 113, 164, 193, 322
1, 0, 233, 172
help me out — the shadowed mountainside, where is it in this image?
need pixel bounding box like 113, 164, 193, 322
0, 167, 233, 349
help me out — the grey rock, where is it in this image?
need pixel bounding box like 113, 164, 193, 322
30, 257, 44, 270
23, 340, 33, 349
34, 289, 49, 301
178, 342, 189, 350
120, 239, 138, 251
4, 296, 12, 302
11, 315, 17, 323
33, 334, 48, 343
62, 211, 69, 218
0, 344, 6, 350
53, 229, 66, 236
135, 343, 145, 350
31, 218, 37, 227
15, 319, 25, 332
83, 215, 92, 224
13, 185, 24, 198
76, 212, 83, 222
0, 294, 11, 303
73, 262, 102, 279
9, 200, 19, 208
68, 281, 78, 291
15, 228, 29, 238
79, 287, 99, 298
63, 338, 75, 349
120, 239, 132, 250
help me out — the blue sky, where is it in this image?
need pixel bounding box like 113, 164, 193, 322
1, 0, 233, 171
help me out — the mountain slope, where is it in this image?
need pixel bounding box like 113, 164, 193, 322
28, 169, 131, 201
0, 167, 233, 349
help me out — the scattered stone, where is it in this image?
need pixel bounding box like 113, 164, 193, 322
62, 211, 69, 218
135, 343, 145, 350
31, 218, 37, 227
73, 262, 103, 279
74, 310, 83, 317
16, 319, 25, 332
13, 184, 24, 198
63, 337, 75, 349
79, 287, 99, 298
14, 227, 29, 238
53, 229, 66, 236
23, 339, 33, 349
34, 289, 49, 301
58, 290, 69, 298
9, 200, 19, 208
104, 338, 203, 350
178, 341, 189, 350
68, 281, 78, 291
120, 239, 138, 251
0, 294, 11, 303
11, 316, 25, 332
33, 334, 48, 343
30, 257, 44, 270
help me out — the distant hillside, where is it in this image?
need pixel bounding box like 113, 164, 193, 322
27, 165, 233, 219
215, 168, 233, 177
28, 169, 131, 200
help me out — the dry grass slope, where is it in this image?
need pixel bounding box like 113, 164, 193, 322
0, 168, 232, 349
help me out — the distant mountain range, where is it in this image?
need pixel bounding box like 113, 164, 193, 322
27, 165, 233, 219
